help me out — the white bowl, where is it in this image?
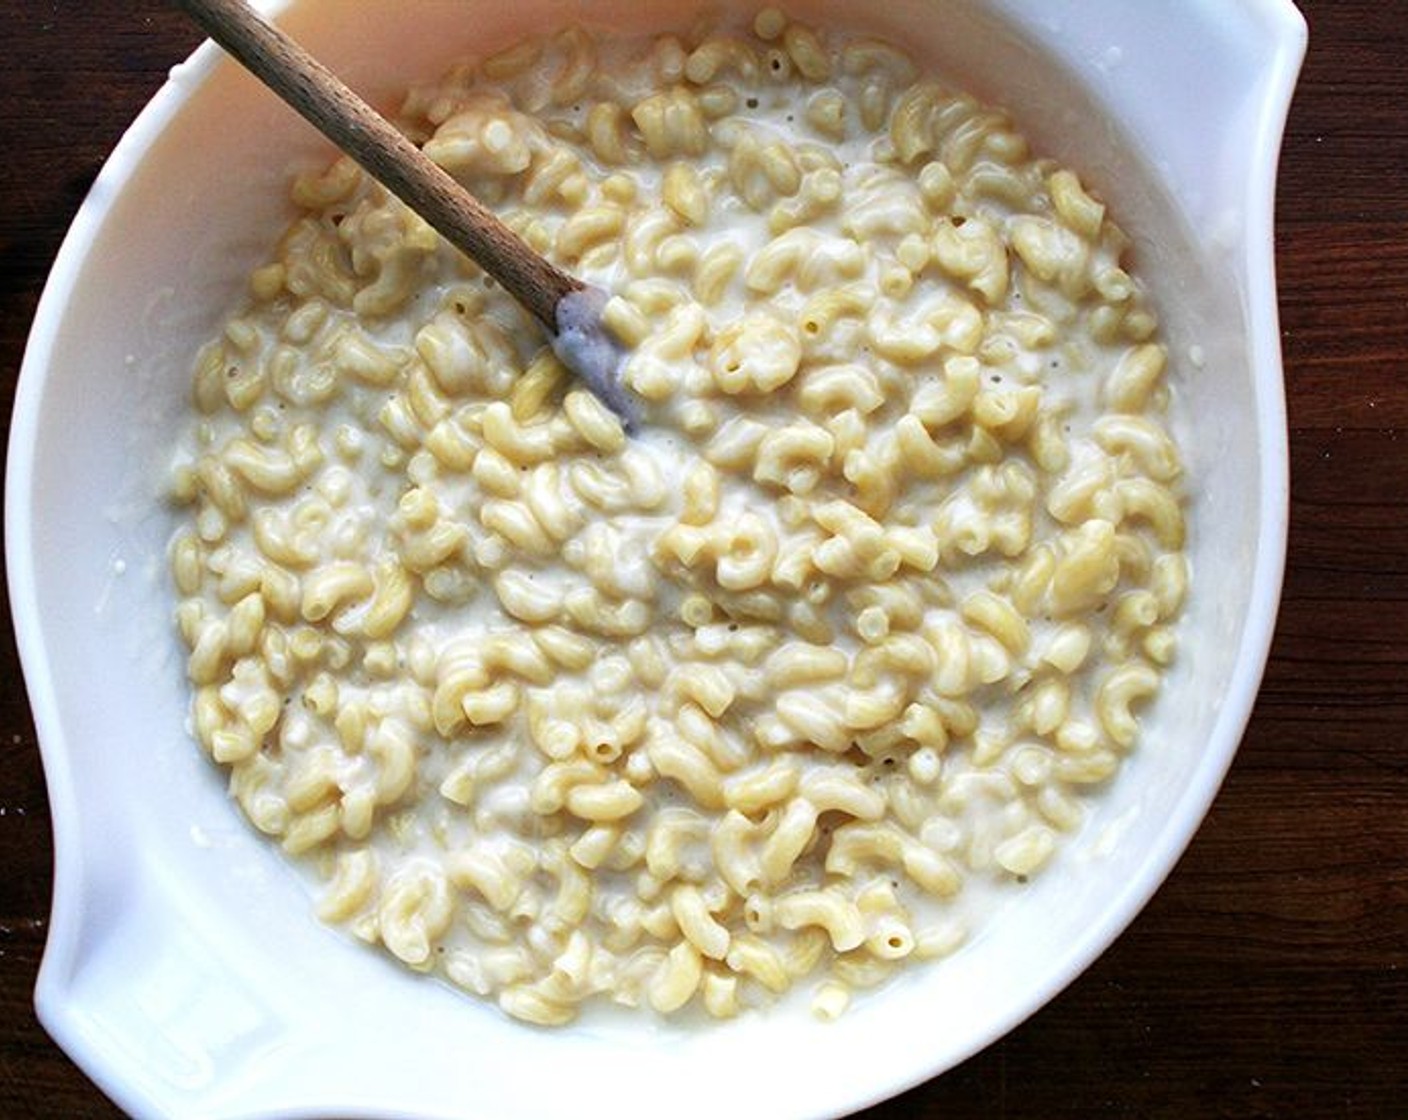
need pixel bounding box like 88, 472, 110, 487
7, 1, 1304, 1117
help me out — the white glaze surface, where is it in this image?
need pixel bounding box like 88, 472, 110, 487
7, 1, 1303, 1117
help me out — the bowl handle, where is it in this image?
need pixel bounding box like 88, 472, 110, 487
35, 859, 308, 1119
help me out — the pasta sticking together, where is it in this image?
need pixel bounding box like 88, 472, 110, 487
170, 10, 1189, 1025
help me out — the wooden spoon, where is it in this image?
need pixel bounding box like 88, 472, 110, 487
175, 0, 637, 429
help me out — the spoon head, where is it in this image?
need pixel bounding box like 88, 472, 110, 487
552, 286, 642, 434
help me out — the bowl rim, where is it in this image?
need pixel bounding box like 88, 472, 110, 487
7, 2, 1306, 1116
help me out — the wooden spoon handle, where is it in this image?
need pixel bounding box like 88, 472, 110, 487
176, 0, 582, 331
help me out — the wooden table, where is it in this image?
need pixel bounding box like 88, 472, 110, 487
1, 2, 1403, 1116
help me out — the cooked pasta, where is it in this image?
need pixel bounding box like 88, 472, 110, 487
169, 10, 1188, 1025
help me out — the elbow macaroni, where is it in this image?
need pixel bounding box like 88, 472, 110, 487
169, 11, 1188, 1026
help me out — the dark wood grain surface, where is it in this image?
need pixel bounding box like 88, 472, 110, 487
1, 2, 1403, 1117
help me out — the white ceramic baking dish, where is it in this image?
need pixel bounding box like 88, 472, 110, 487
7, 1, 1304, 1116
